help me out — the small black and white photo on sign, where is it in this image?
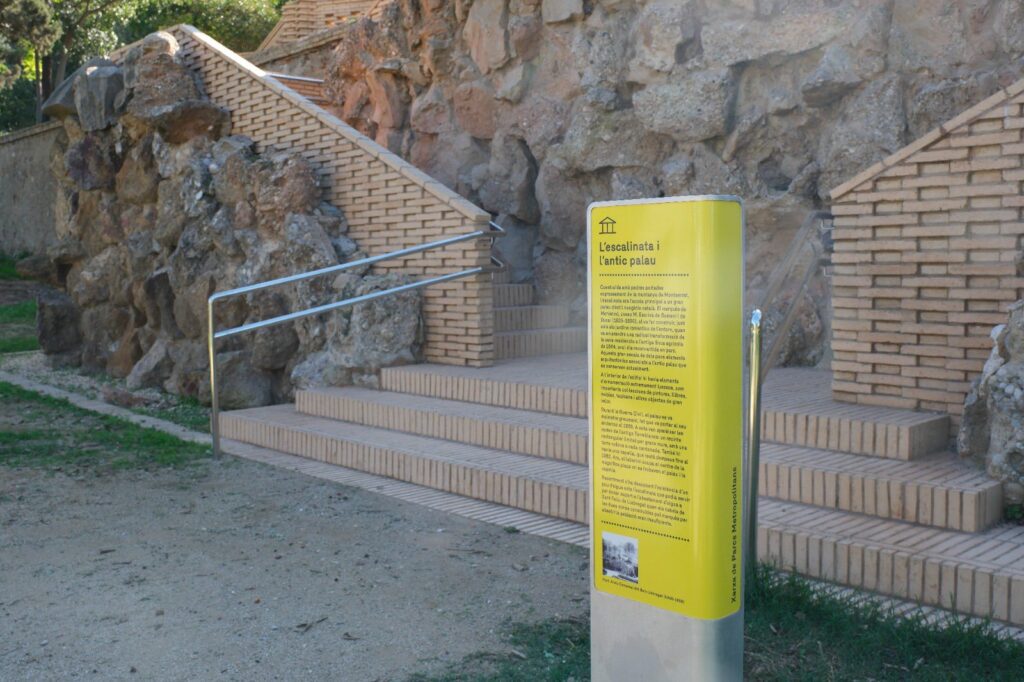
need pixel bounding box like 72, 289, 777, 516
602, 531, 639, 584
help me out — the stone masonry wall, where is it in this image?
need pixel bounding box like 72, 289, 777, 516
169, 25, 496, 367
0, 122, 63, 256
830, 81, 1024, 423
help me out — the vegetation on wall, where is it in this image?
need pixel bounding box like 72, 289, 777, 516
0, 0, 284, 133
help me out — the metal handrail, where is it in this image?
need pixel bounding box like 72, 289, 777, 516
207, 222, 505, 457
265, 72, 325, 84
745, 211, 831, 596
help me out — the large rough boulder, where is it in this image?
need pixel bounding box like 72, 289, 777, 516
36, 290, 81, 362
65, 133, 121, 191
633, 69, 734, 141
41, 57, 117, 120
74, 65, 125, 132
120, 32, 230, 143
817, 75, 908, 196
959, 302, 1024, 505
464, 0, 510, 74
292, 274, 422, 390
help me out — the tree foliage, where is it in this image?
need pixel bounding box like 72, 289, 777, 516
0, 0, 61, 87
122, 0, 281, 53
0, 77, 37, 132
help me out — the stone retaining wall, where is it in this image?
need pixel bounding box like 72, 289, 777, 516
0, 122, 63, 256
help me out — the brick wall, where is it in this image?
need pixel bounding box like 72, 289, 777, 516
830, 79, 1024, 423
168, 25, 496, 367
259, 0, 374, 51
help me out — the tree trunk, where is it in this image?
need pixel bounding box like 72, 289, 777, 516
41, 54, 52, 107
52, 45, 70, 96
34, 55, 42, 123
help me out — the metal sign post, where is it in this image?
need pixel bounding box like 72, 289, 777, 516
588, 196, 745, 681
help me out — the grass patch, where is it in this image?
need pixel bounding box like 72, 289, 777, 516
0, 300, 38, 354
0, 300, 35, 324
0, 336, 40, 353
411, 566, 1024, 681
0, 380, 209, 471
132, 395, 211, 434
744, 566, 1024, 680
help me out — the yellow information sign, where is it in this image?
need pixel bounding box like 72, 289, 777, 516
588, 196, 744, 621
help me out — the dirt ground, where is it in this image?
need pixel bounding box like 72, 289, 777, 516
0, 459, 589, 681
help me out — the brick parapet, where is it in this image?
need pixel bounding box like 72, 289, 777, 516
258, 0, 374, 51
830, 85, 1024, 422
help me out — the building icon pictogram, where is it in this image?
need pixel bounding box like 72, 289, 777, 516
599, 217, 617, 235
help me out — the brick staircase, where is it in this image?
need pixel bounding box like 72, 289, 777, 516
219, 354, 1024, 626
491, 270, 587, 359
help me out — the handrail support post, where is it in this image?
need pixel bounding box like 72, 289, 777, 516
745, 309, 764, 592
208, 298, 221, 458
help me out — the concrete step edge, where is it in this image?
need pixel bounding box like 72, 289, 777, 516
495, 305, 571, 332
758, 498, 1024, 626
494, 283, 535, 307
296, 386, 588, 464
380, 364, 589, 418
761, 444, 1003, 532
496, 327, 588, 359
762, 405, 951, 461
220, 407, 588, 523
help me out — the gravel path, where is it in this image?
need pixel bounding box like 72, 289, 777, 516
0, 459, 589, 681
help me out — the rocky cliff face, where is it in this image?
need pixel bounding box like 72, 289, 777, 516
31, 32, 423, 408
315, 0, 1024, 363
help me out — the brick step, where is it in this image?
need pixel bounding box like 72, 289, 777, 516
268, 74, 326, 102
762, 368, 950, 460
494, 283, 535, 307
294, 386, 998, 530
220, 405, 588, 523
491, 268, 512, 285
496, 327, 587, 359
495, 305, 571, 332
382, 361, 950, 461
296, 386, 588, 464
381, 355, 588, 418
759, 498, 1024, 625
761, 443, 1003, 532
